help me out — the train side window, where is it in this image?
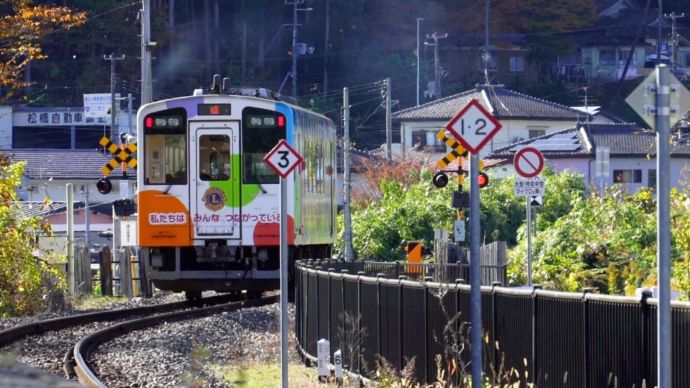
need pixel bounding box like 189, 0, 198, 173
199, 135, 230, 181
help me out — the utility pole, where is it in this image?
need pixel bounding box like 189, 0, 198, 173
416, 17, 424, 106
84, 185, 90, 251
127, 93, 134, 135
425, 32, 448, 99
67, 183, 75, 296
656, 0, 662, 65
343, 87, 353, 261
483, 0, 491, 82
385, 78, 392, 161
104, 53, 125, 143
664, 12, 685, 72
286, 0, 312, 100
140, 0, 153, 104
323, 0, 330, 99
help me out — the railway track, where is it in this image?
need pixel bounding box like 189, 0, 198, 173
0, 293, 274, 386
70, 295, 277, 387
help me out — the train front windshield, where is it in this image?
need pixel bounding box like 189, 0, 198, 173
242, 107, 286, 184
142, 108, 187, 185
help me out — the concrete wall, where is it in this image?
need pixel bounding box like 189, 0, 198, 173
0, 106, 12, 149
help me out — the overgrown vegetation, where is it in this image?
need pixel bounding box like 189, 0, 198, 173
0, 155, 66, 316
509, 184, 690, 297
338, 155, 690, 298
336, 158, 583, 261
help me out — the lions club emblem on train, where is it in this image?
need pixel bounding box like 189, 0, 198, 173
202, 187, 227, 211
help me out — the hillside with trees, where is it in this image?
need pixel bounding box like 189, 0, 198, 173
4, 0, 689, 148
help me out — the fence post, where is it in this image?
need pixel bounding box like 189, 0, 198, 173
328, 268, 334, 343
377, 273, 384, 359
399, 275, 407, 371
454, 278, 464, 387
357, 271, 365, 375
582, 287, 595, 388
424, 277, 430, 383
295, 263, 301, 349
99, 246, 112, 296
492, 281, 501, 384
531, 284, 542, 386
640, 290, 652, 386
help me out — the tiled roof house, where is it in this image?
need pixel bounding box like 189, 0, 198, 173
487, 122, 690, 191
392, 84, 595, 159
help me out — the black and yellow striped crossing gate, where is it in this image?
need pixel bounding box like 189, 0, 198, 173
99, 136, 137, 176
436, 130, 467, 169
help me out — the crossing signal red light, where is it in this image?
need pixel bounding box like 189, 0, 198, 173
96, 178, 112, 194
432, 172, 449, 188
478, 172, 489, 188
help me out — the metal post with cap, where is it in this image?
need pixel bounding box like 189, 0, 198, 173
263, 139, 304, 388
443, 98, 503, 387
625, 64, 690, 388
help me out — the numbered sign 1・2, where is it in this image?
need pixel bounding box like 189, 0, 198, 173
445, 98, 502, 155
263, 139, 304, 179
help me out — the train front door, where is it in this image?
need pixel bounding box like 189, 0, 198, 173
189, 123, 240, 238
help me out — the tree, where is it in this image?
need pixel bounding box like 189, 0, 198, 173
0, 154, 64, 316
506, 185, 690, 297
0, 0, 86, 100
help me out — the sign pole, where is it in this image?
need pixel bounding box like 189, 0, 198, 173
469, 153, 482, 387
443, 98, 502, 388
279, 175, 289, 388
526, 196, 532, 287
655, 64, 671, 388
263, 138, 303, 388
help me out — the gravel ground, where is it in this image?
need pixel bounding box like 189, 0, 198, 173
92, 303, 298, 387
0, 294, 301, 387
0, 292, 191, 378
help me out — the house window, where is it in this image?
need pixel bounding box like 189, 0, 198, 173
509, 56, 525, 72
682, 52, 690, 67
618, 49, 637, 66
648, 169, 656, 188
411, 131, 427, 148
613, 169, 642, 183
476, 55, 498, 71
599, 49, 616, 66
528, 129, 546, 138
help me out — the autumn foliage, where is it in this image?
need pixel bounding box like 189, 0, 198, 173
0, 1, 86, 91
351, 151, 429, 206
0, 154, 64, 316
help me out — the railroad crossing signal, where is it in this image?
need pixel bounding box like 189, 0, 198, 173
99, 136, 137, 176
436, 130, 466, 169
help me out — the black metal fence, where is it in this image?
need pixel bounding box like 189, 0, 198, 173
299, 259, 506, 285
295, 261, 690, 387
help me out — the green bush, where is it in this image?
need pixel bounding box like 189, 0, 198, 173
0, 156, 65, 316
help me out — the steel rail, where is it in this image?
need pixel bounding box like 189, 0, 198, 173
0, 293, 239, 349
72, 295, 278, 387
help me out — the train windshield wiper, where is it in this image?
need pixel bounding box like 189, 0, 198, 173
249, 177, 268, 194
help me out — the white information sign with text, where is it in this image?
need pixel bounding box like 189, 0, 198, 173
514, 177, 546, 197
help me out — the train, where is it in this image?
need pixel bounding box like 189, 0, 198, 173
136, 76, 337, 300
